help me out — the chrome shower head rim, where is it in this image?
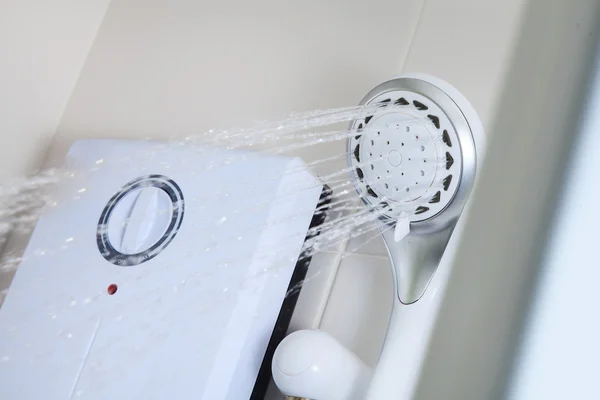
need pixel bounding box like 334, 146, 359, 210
347, 77, 477, 235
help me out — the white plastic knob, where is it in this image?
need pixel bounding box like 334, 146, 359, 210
272, 330, 372, 400
107, 187, 173, 254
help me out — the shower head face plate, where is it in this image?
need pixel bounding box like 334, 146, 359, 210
349, 90, 463, 225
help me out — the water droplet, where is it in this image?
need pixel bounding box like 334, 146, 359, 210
70, 300, 77, 307
222, 287, 228, 292
77, 188, 87, 193
218, 216, 227, 224
65, 237, 74, 243
95, 159, 104, 164
67, 333, 73, 339
237, 236, 242, 241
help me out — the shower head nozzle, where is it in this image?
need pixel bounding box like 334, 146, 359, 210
348, 76, 478, 235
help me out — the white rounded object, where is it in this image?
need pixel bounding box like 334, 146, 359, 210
272, 330, 372, 400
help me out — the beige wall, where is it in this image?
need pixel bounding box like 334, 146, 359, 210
402, 0, 527, 129
0, 0, 111, 180
48, 0, 425, 176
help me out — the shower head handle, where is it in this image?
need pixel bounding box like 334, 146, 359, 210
382, 221, 457, 304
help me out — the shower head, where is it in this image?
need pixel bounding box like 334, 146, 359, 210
347, 75, 481, 303
347, 74, 485, 400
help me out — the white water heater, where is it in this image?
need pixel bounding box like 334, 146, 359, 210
0, 139, 326, 400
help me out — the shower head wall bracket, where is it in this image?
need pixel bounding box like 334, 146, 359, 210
348, 76, 478, 304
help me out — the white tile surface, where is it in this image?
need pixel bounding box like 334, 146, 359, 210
319, 253, 393, 367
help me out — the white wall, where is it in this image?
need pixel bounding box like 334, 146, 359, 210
508, 39, 600, 399
0, 0, 111, 179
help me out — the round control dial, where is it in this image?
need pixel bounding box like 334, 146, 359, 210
97, 175, 184, 266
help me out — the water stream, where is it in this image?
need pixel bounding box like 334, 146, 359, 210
0, 103, 442, 317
